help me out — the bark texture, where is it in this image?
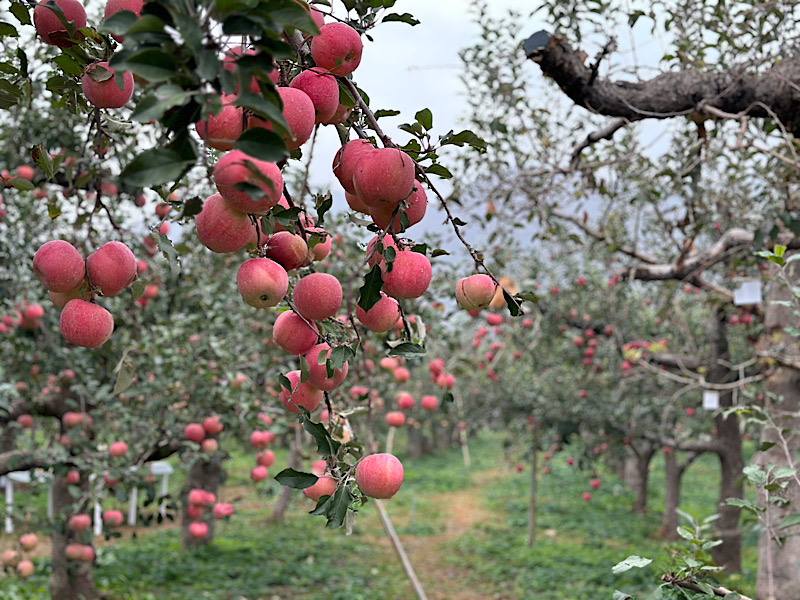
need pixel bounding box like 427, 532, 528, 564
754, 259, 800, 600
50, 476, 97, 600
181, 455, 222, 550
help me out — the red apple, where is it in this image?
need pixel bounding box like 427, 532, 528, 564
82, 62, 134, 109
355, 454, 403, 499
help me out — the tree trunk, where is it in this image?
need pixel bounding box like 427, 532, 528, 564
661, 449, 681, 541
271, 425, 302, 522
755, 258, 800, 600
624, 443, 655, 514
181, 455, 222, 550
708, 308, 744, 573
50, 476, 97, 600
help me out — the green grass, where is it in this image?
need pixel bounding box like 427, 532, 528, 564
0, 434, 759, 600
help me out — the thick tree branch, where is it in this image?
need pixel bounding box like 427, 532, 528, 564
524, 31, 800, 135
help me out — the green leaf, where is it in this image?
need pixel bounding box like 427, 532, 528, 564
272, 206, 302, 228
382, 12, 420, 26
315, 193, 333, 226
743, 464, 767, 485
132, 85, 195, 123
121, 48, 177, 82
31, 145, 54, 179
0, 22, 19, 37
234, 128, 289, 162
442, 391, 454, 403
611, 556, 652, 574
724, 497, 759, 514
274, 468, 318, 490
358, 265, 384, 312
612, 592, 633, 600
329, 344, 356, 371
155, 233, 180, 270
311, 484, 352, 529
101, 9, 138, 35
778, 512, 800, 530
120, 149, 195, 187
8, 177, 33, 191
504, 289, 520, 317
299, 411, 341, 457
423, 163, 452, 179
773, 467, 797, 480
441, 129, 487, 151
388, 342, 426, 358
131, 279, 147, 300
113, 350, 135, 395
374, 108, 400, 119
415, 108, 433, 130
9, 2, 31, 26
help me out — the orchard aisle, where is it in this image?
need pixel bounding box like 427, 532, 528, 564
365, 469, 508, 600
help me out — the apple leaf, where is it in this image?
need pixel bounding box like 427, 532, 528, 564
298, 410, 341, 457
234, 127, 288, 163
274, 468, 318, 490
310, 485, 353, 529
120, 148, 195, 187
388, 342, 426, 359
611, 556, 652, 574
382, 12, 420, 26
358, 265, 383, 312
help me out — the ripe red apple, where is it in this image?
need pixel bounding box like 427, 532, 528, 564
264, 231, 311, 271
188, 521, 208, 538
686, 407, 696, 416
16, 414, 33, 428
393, 367, 410, 384
311, 23, 363, 76
211, 502, 233, 519
369, 180, 428, 231
64, 470, 80, 485
273, 310, 319, 355
289, 68, 339, 124
2, 549, 21, 568
486, 313, 503, 326
184, 423, 205, 443
355, 453, 403, 499
203, 416, 224, 436
201, 438, 218, 453
19, 533, 38, 551
305, 343, 349, 391
420, 395, 438, 411
82, 62, 134, 109
279, 370, 323, 414
333, 139, 374, 195
195, 94, 244, 151
250, 465, 269, 482
188, 489, 209, 505
396, 392, 414, 411
249, 87, 315, 151
355, 292, 400, 333
60, 299, 114, 348
353, 148, 416, 209
435, 372, 455, 389
249, 431, 270, 449
581, 492, 592, 501
385, 411, 405, 427
195, 192, 252, 253
293, 273, 342, 321
213, 150, 284, 214
590, 478, 601, 489
109, 441, 128, 457
566, 457, 575, 466
323, 102, 351, 125
102, 509, 124, 527
68, 514, 92, 532
303, 475, 337, 502
15, 559, 34, 578
87, 241, 137, 297
307, 227, 332, 261
381, 249, 432, 299
34, 0, 86, 47
236, 257, 288, 308
256, 449, 275, 467
33, 240, 85, 293
456, 274, 496, 311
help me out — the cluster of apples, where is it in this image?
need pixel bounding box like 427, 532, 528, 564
0, 301, 46, 334
1, 534, 38, 579
32, 0, 138, 109
249, 413, 276, 482
186, 488, 234, 539
32, 238, 138, 347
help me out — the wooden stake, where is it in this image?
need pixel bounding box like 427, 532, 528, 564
375, 499, 428, 600
386, 427, 396, 455
527, 437, 538, 547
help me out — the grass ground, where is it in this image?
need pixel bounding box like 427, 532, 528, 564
0, 433, 758, 599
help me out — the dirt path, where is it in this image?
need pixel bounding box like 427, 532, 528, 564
371, 469, 509, 600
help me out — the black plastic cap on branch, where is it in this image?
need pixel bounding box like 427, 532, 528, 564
523, 30, 551, 61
